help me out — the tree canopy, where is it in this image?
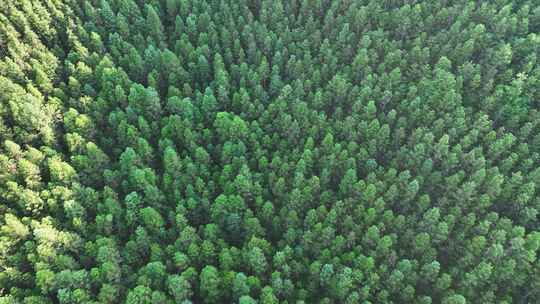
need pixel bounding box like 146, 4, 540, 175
1, 0, 540, 303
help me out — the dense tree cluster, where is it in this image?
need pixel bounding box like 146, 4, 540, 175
1, 0, 540, 303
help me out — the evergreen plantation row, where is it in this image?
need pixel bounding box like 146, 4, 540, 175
1, 0, 540, 303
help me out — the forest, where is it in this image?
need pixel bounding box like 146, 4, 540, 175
1, 0, 540, 303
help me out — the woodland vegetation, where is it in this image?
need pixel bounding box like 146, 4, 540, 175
1, 0, 540, 303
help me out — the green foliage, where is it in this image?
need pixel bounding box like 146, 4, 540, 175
1, 0, 540, 303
